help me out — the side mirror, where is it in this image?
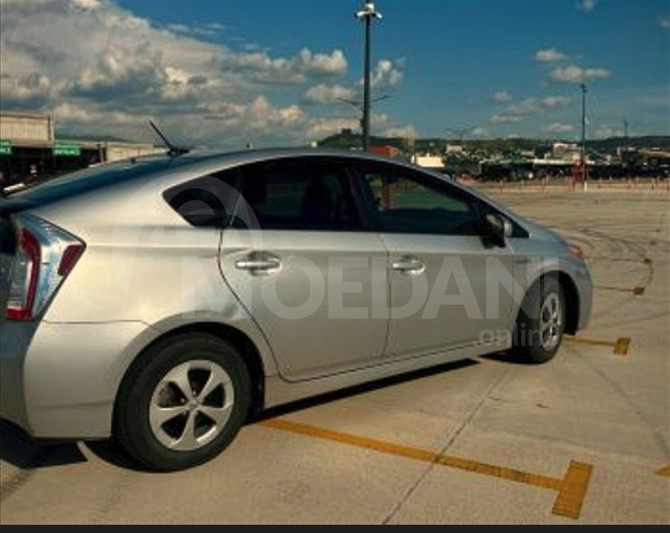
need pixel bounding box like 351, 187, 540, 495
485, 214, 512, 245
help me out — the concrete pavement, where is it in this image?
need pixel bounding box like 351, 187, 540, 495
1, 188, 668, 524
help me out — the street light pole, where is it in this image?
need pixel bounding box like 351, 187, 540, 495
580, 83, 588, 183
356, 3, 382, 151
337, 95, 390, 137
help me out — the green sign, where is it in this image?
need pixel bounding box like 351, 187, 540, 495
0, 139, 11, 156
53, 141, 81, 157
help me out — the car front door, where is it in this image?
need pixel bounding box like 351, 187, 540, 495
218, 157, 389, 381
353, 162, 516, 360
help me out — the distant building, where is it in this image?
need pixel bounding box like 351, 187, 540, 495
445, 144, 465, 155
368, 145, 401, 158
551, 142, 581, 162
0, 111, 54, 147
411, 154, 444, 169
643, 149, 670, 167
0, 110, 164, 186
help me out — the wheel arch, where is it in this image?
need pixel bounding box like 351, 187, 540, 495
114, 322, 268, 423
518, 270, 580, 335
556, 270, 580, 335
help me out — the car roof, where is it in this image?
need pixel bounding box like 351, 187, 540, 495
5, 147, 454, 216
171, 146, 410, 168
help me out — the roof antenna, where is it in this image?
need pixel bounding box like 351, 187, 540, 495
149, 120, 189, 157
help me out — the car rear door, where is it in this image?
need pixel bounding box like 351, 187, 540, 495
218, 156, 389, 381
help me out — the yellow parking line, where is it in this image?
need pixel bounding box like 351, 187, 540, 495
564, 335, 631, 356
656, 465, 670, 477
613, 337, 631, 355
259, 418, 593, 520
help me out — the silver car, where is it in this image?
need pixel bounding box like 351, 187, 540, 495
0, 148, 592, 470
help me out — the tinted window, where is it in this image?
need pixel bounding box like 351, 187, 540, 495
234, 158, 363, 231
357, 163, 483, 236
163, 169, 241, 227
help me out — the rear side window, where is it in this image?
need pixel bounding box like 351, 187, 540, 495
163, 169, 241, 227
233, 158, 363, 231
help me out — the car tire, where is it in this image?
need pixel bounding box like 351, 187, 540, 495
114, 333, 251, 471
513, 276, 565, 364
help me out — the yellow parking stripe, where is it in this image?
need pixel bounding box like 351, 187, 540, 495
564, 335, 631, 356
259, 418, 593, 520
613, 337, 631, 355
552, 461, 593, 519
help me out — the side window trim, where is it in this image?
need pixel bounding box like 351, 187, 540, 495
339, 159, 378, 232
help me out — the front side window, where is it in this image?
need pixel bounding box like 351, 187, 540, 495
357, 163, 483, 236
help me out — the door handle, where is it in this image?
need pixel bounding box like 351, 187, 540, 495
391, 257, 426, 274
235, 253, 281, 273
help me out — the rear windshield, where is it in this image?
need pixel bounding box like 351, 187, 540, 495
4, 156, 180, 207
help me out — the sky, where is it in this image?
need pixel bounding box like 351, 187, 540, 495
0, 0, 668, 149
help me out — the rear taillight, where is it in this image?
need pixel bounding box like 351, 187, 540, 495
5, 214, 85, 321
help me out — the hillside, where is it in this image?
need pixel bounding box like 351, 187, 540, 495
318, 131, 670, 155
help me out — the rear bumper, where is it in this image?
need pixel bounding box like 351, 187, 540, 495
1, 319, 153, 439
0, 321, 35, 433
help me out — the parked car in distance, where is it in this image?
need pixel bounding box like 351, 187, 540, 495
0, 148, 592, 471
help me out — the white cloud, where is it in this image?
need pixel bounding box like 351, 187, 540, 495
491, 114, 523, 124
492, 91, 513, 103
546, 122, 575, 133
201, 96, 304, 130
305, 117, 359, 140
216, 48, 348, 85
507, 96, 572, 116
542, 96, 572, 109
371, 113, 393, 128
365, 59, 404, 89
71, 0, 101, 10
470, 127, 490, 138
535, 48, 569, 62
0, 72, 52, 107
594, 124, 624, 139
550, 65, 612, 84
303, 83, 355, 105
576, 0, 597, 13
0, 0, 359, 146
299, 49, 348, 77
505, 99, 540, 116
166, 22, 225, 37
383, 125, 418, 139
53, 102, 143, 125
490, 95, 572, 124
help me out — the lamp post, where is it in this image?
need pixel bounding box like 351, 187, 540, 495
356, 2, 382, 151
580, 83, 588, 187
337, 94, 389, 145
